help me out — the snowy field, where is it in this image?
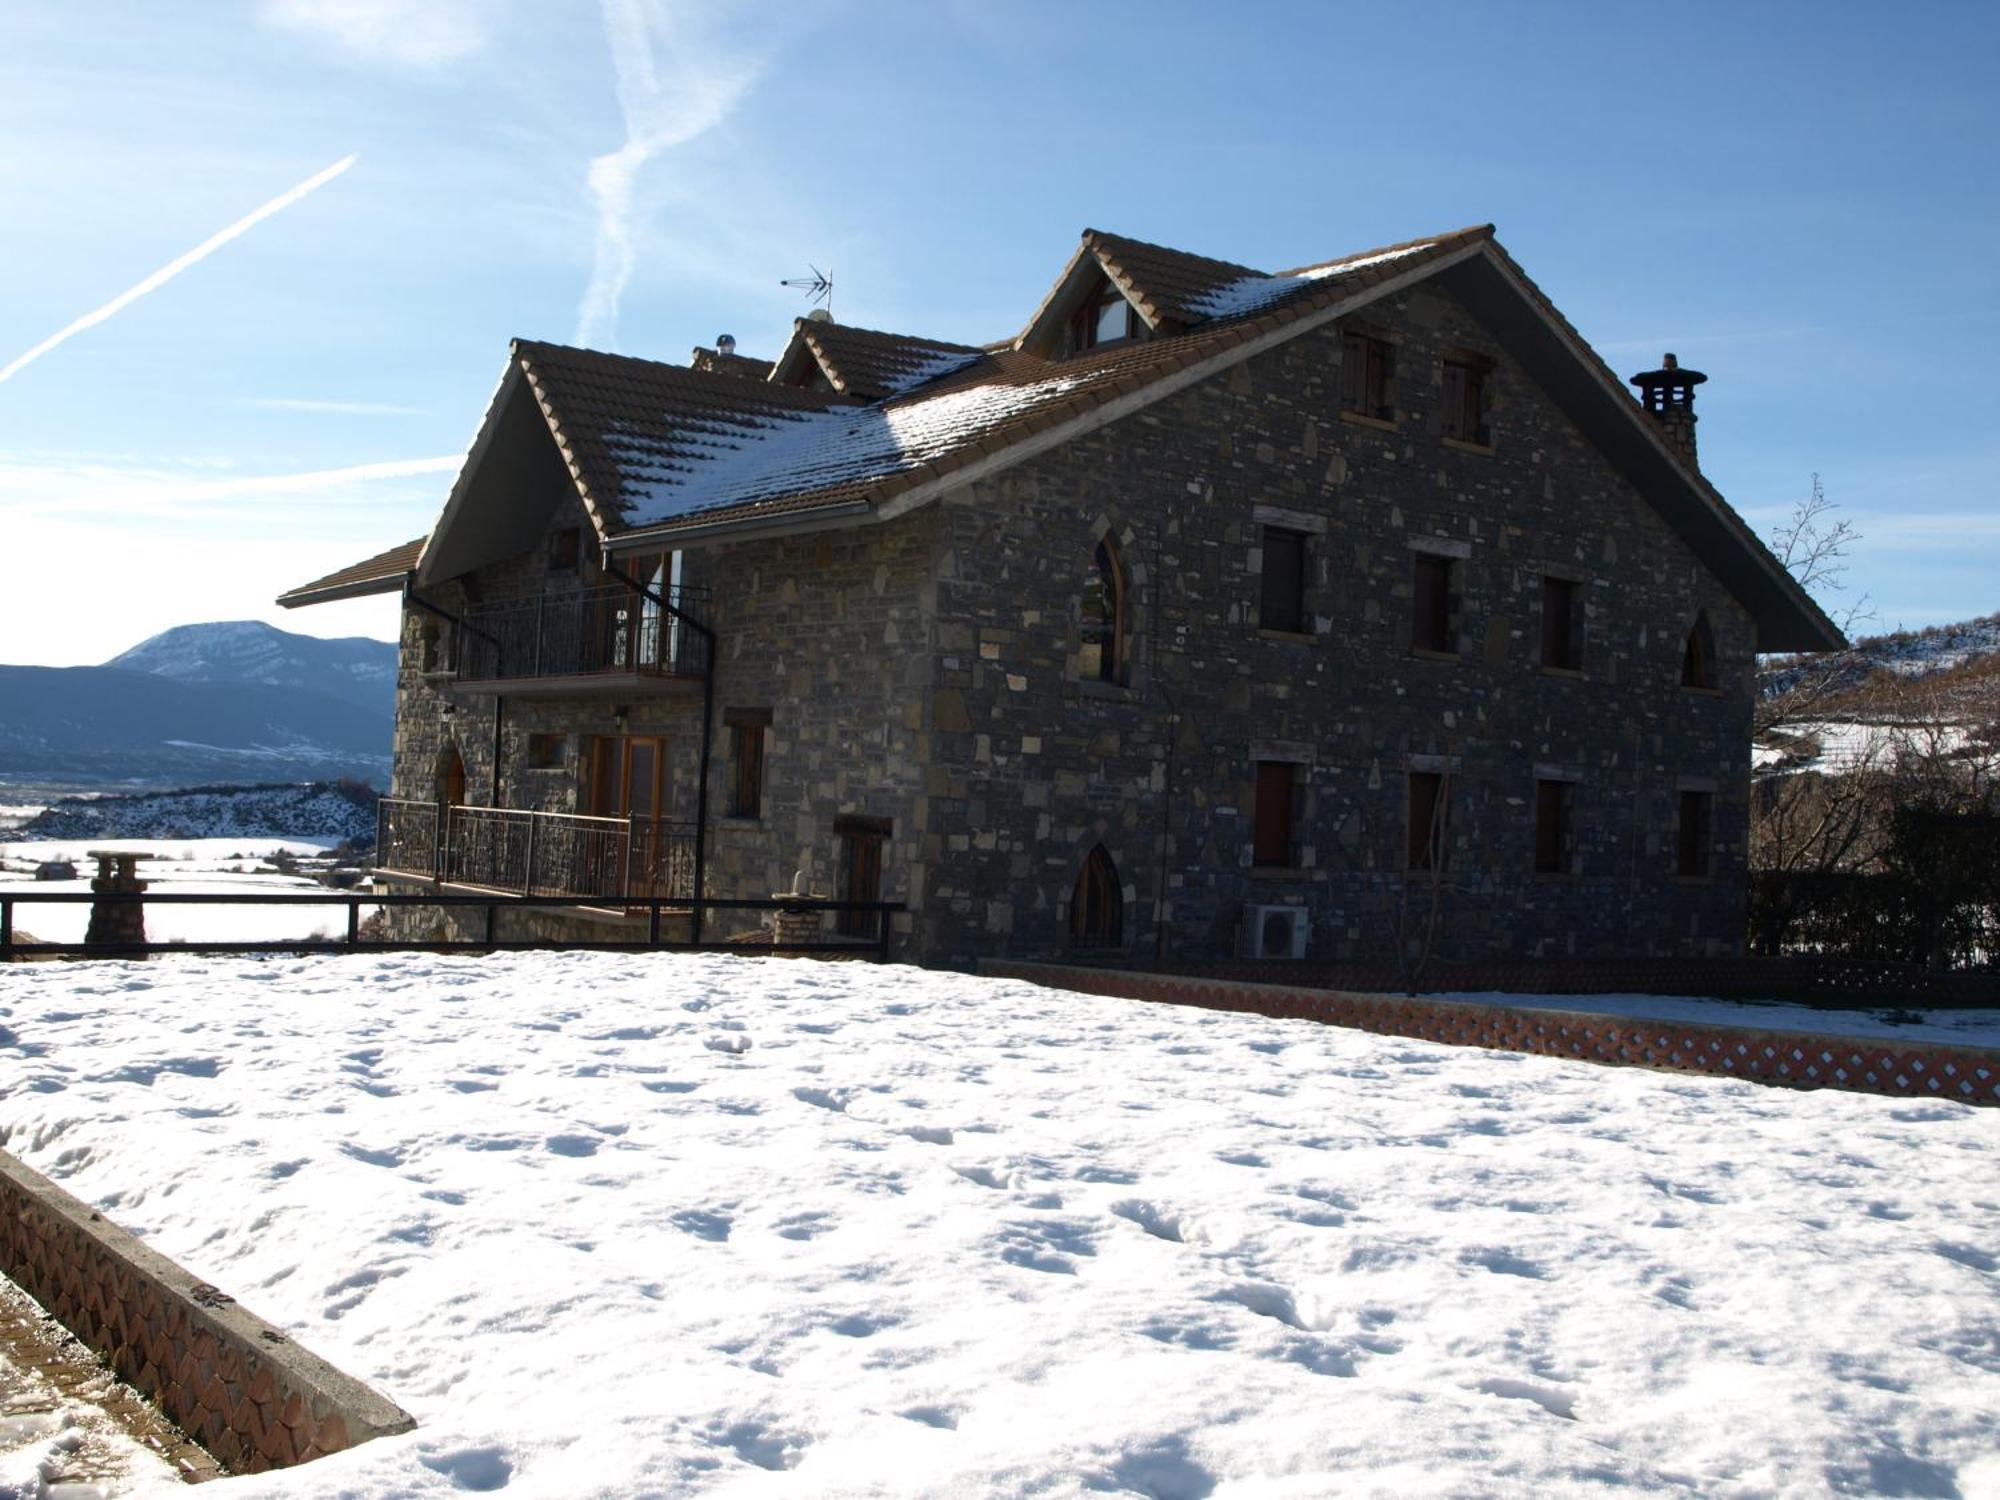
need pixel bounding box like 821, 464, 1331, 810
2, 953, 1998, 1499
0, 838, 350, 946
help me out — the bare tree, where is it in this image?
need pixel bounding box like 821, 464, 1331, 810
1757, 475, 1876, 739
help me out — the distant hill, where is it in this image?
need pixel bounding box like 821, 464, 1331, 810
105, 620, 397, 716
1761, 610, 2000, 710
0, 665, 390, 787
11, 780, 379, 846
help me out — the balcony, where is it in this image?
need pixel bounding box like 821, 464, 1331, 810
452, 582, 711, 696
376, 797, 696, 906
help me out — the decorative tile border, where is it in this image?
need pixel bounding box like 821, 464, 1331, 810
0, 1149, 415, 1473
984, 962, 2000, 1109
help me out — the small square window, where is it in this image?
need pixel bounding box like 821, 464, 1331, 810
1541, 576, 1581, 671
1412, 554, 1456, 655
1534, 779, 1574, 875
1340, 331, 1395, 422
548, 527, 581, 572
1259, 527, 1308, 634
1441, 354, 1490, 445
1408, 770, 1448, 871
527, 733, 565, 769
1677, 790, 1714, 878
1253, 761, 1296, 867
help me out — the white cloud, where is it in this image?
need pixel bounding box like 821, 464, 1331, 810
257, 0, 488, 67
575, 0, 765, 350
0, 453, 460, 521
0, 155, 358, 386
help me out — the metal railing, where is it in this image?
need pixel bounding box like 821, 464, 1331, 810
375, 798, 696, 905
0, 890, 903, 962
455, 582, 712, 683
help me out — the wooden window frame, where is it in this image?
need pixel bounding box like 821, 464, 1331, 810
1407, 769, 1448, 872
1252, 760, 1296, 869
724, 710, 769, 820
1534, 778, 1574, 876
1682, 611, 1718, 690
1677, 789, 1714, 879
1340, 330, 1396, 424
1069, 845, 1123, 948
1411, 553, 1457, 656
1258, 526, 1309, 635
1540, 575, 1582, 673
1080, 535, 1125, 683
1440, 351, 1492, 447
1069, 281, 1141, 353
835, 816, 890, 938
547, 526, 581, 573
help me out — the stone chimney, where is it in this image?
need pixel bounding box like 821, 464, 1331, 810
1629, 353, 1708, 467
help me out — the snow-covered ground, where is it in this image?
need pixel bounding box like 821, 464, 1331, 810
2, 953, 1996, 1498
0, 838, 352, 946
1435, 991, 2000, 1049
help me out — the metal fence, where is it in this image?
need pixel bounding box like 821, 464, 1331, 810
456, 583, 712, 683
376, 799, 697, 905
0, 890, 903, 962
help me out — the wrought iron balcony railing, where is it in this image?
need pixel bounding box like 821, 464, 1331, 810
455, 582, 712, 685
375, 798, 696, 905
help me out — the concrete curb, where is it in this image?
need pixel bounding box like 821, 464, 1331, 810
983, 961, 2000, 1107
0, 1148, 415, 1473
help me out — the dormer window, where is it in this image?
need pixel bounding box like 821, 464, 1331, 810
1070, 283, 1141, 352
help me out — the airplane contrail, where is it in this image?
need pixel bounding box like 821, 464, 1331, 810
0, 154, 359, 385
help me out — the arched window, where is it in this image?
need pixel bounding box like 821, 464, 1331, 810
1681, 611, 1717, 689
1070, 846, 1122, 947
1080, 536, 1124, 683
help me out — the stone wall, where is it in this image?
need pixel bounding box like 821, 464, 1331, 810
0, 1148, 414, 1473
985, 962, 2000, 1108
927, 281, 1753, 966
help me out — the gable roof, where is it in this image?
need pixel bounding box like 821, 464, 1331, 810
495, 226, 1490, 545
767, 319, 982, 401
276, 535, 426, 608
307, 222, 1840, 652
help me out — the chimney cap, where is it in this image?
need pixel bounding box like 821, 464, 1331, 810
716, 333, 737, 355
1629, 352, 1707, 392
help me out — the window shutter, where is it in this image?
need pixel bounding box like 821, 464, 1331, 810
1253, 762, 1294, 867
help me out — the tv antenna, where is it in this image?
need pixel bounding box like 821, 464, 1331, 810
780, 265, 834, 321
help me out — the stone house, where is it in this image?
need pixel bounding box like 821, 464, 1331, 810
279, 223, 1840, 965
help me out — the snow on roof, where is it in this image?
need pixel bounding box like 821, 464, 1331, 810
1186, 242, 1437, 321
612, 369, 1092, 528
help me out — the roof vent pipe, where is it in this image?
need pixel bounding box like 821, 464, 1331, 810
716, 334, 736, 356
1628, 352, 1708, 467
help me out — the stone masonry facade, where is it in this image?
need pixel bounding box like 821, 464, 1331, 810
386, 279, 1753, 967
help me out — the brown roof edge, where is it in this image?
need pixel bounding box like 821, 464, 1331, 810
1472, 241, 1844, 653
277, 536, 427, 608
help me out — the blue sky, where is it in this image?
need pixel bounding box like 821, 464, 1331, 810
3, 1, 1995, 664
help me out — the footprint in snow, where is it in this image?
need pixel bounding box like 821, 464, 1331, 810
1475, 1376, 1578, 1420
671, 1208, 733, 1242
420, 1445, 514, 1491
1462, 1247, 1547, 1279
544, 1134, 599, 1158
705, 1034, 752, 1055
899, 1405, 958, 1430
707, 1419, 807, 1472
793, 1086, 851, 1113
900, 1124, 954, 1146
1110, 1199, 1185, 1243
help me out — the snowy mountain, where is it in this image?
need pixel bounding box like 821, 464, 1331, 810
0, 665, 390, 787
106, 620, 397, 715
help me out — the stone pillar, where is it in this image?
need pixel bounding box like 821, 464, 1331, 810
772, 868, 826, 948
85, 851, 152, 950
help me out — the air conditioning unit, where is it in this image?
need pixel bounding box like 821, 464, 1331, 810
1242, 903, 1309, 960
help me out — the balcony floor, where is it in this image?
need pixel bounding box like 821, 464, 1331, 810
444, 670, 703, 700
